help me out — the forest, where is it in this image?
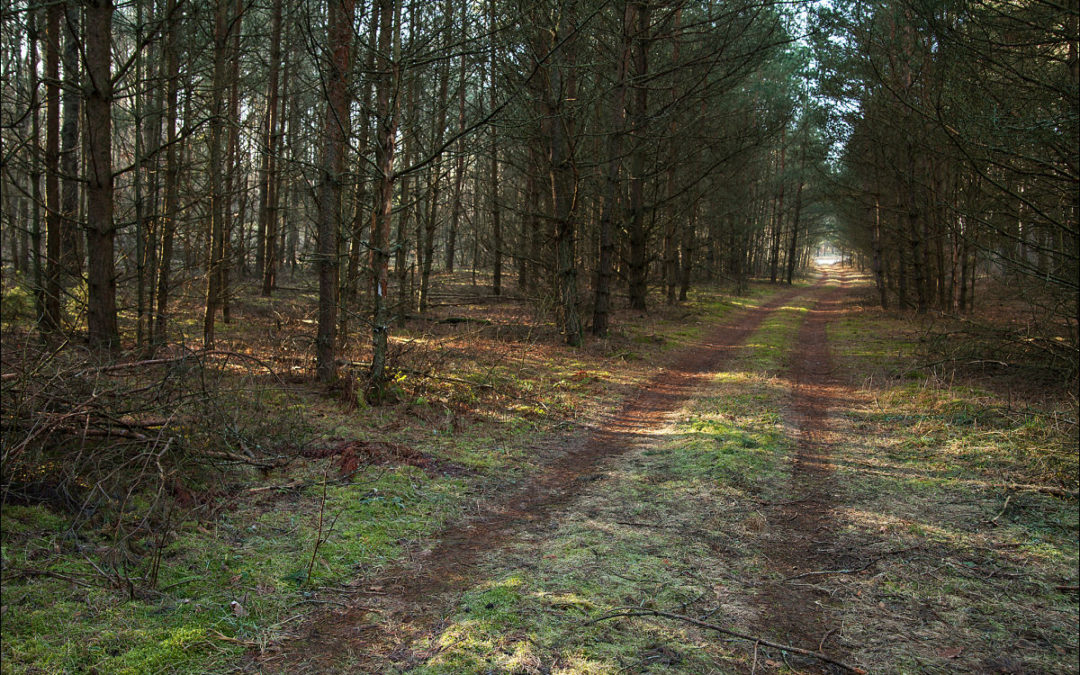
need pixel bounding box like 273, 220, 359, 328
1, 0, 1077, 672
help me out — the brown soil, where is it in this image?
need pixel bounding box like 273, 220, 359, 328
254, 286, 804, 673
753, 267, 856, 673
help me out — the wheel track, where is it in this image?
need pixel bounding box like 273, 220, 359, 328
753, 267, 856, 673
257, 285, 805, 673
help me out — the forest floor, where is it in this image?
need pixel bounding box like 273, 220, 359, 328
1, 267, 1077, 674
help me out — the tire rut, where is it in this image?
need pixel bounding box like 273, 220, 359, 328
753, 268, 855, 673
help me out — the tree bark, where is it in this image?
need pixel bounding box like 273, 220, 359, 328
259, 0, 283, 294
488, 0, 502, 297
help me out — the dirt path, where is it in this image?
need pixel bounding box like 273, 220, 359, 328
754, 268, 854, 672
258, 287, 804, 672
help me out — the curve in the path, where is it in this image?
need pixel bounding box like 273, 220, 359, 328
258, 285, 804, 673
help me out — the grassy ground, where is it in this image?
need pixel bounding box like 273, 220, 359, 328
2, 270, 1076, 674
822, 277, 1078, 673
0, 274, 782, 675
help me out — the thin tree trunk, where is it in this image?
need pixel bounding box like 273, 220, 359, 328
488, 0, 502, 297
872, 196, 888, 309
785, 178, 802, 285
769, 129, 786, 284
154, 0, 180, 347
368, 0, 401, 403
419, 3, 451, 313
203, 0, 230, 347
545, 6, 582, 346
61, 3, 81, 286
592, 0, 634, 337
43, 3, 62, 334
342, 0, 379, 342
663, 6, 683, 305
222, 0, 244, 323
255, 0, 280, 285
26, 10, 45, 324
678, 197, 696, 301
446, 35, 466, 273
626, 0, 650, 312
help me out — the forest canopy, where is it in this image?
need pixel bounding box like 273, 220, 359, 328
0, 0, 1076, 379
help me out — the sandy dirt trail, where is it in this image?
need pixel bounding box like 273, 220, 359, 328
258, 286, 805, 672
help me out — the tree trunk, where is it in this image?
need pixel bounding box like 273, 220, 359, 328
769, 128, 786, 284
446, 36, 466, 273
85, 0, 118, 349
154, 0, 181, 347
544, 5, 582, 347
678, 198, 696, 301
203, 0, 230, 348
626, 1, 650, 312
785, 177, 802, 285
368, 0, 401, 403
419, 3, 451, 313
871, 196, 888, 309
488, 0, 502, 297
316, 0, 355, 383
43, 3, 62, 335
341, 1, 380, 342
61, 3, 81, 286
592, 0, 634, 337
254, 0, 280, 285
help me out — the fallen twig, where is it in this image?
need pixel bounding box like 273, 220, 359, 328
615, 520, 681, 530
2, 568, 97, 588
986, 494, 1012, 524
784, 560, 877, 581
585, 608, 865, 673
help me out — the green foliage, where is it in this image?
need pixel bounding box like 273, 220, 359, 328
1, 274, 35, 324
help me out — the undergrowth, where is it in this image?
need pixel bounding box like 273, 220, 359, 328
824, 277, 1079, 673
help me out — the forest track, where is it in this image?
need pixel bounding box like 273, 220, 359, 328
257, 285, 805, 673
753, 267, 855, 673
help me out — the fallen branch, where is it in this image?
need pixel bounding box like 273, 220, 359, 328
615, 520, 681, 530
784, 560, 877, 581
986, 483, 1078, 498
585, 608, 865, 673
2, 568, 98, 588
200, 450, 285, 470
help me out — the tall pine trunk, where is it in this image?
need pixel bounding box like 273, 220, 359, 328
85, 0, 118, 349
316, 0, 355, 382
368, 0, 401, 403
